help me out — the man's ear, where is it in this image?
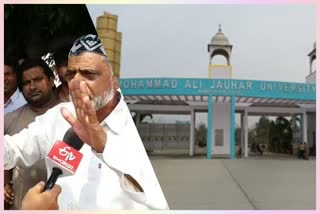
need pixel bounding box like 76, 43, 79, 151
113, 76, 119, 89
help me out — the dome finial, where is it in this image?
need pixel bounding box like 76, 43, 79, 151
218, 24, 222, 33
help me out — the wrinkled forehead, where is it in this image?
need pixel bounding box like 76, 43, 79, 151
67, 52, 109, 70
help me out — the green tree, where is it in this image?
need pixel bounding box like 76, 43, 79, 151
255, 116, 271, 145
290, 114, 301, 129
5, 5, 96, 59
270, 116, 293, 154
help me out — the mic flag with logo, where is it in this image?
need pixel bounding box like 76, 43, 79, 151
44, 128, 84, 191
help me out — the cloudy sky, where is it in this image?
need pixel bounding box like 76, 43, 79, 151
87, 4, 315, 83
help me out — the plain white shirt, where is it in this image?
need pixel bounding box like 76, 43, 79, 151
4, 94, 168, 210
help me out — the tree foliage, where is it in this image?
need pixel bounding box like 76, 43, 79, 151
5, 4, 97, 59
272, 116, 293, 153
249, 116, 294, 154
247, 116, 295, 154
254, 116, 270, 145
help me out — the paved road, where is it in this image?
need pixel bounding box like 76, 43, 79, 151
150, 154, 315, 210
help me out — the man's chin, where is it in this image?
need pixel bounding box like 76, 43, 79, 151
4, 87, 10, 93
91, 96, 112, 111
27, 97, 41, 104
29, 95, 42, 100
92, 103, 105, 111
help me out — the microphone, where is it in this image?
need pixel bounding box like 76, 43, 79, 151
44, 128, 84, 191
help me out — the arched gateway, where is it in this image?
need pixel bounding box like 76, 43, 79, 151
119, 26, 316, 159
119, 78, 315, 159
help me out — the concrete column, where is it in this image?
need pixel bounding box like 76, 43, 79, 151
240, 112, 244, 157
230, 96, 235, 159
207, 95, 213, 159
136, 112, 141, 127
244, 109, 249, 157
189, 109, 195, 156
302, 111, 308, 145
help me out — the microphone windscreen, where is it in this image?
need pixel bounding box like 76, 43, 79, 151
62, 128, 84, 151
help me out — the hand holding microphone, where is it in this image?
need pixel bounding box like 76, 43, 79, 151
4, 181, 14, 208
21, 181, 61, 210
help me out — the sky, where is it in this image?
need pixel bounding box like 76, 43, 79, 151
87, 4, 316, 83
86, 4, 316, 126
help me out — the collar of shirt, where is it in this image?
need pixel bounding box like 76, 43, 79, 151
4, 88, 21, 106
101, 93, 127, 135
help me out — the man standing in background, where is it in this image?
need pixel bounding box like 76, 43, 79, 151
4, 57, 26, 114
53, 41, 73, 102
4, 58, 60, 209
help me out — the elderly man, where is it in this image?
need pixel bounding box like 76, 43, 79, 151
4, 58, 60, 209
4, 34, 168, 210
4, 57, 27, 114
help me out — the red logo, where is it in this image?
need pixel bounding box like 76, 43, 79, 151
59, 147, 76, 161
47, 140, 83, 174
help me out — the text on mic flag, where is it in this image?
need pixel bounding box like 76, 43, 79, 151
47, 140, 83, 174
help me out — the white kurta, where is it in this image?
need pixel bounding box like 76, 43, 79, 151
4, 95, 168, 210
